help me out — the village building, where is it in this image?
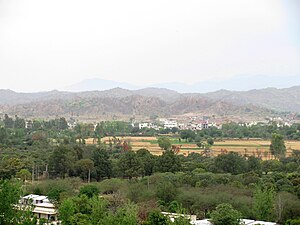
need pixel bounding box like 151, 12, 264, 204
20, 194, 60, 224
163, 120, 178, 129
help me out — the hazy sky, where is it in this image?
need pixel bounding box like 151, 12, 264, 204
0, 0, 299, 92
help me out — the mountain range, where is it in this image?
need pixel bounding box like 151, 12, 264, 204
0, 86, 299, 120
64, 75, 300, 93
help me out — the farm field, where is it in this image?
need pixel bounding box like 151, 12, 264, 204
96, 136, 300, 159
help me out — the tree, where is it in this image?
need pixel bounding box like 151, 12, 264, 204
14, 115, 25, 129
58, 117, 68, 130
213, 152, 247, 175
155, 150, 181, 173
92, 146, 112, 181
158, 137, 171, 150
3, 114, 14, 128
247, 156, 262, 173
207, 137, 214, 146
253, 184, 275, 221
261, 160, 282, 174
59, 198, 75, 225
49, 146, 74, 178
0, 180, 37, 225
145, 211, 171, 225
118, 151, 143, 179
210, 203, 242, 225
270, 133, 286, 158
196, 141, 204, 149
180, 130, 196, 142
16, 169, 31, 182
75, 159, 94, 182
285, 219, 300, 225
79, 184, 99, 198
136, 149, 155, 176
156, 181, 179, 204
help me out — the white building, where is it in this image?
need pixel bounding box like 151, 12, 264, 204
161, 212, 197, 223
25, 120, 33, 129
139, 122, 151, 129
20, 194, 60, 224
163, 120, 178, 129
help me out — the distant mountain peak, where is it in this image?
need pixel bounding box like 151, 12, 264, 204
62, 75, 300, 93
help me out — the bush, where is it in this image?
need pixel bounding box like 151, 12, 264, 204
79, 184, 99, 198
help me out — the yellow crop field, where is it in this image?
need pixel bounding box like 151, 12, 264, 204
86, 136, 300, 159
101, 136, 157, 142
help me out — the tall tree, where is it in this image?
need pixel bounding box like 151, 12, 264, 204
49, 146, 74, 178
14, 115, 25, 129
75, 159, 94, 182
0, 180, 37, 225
3, 114, 14, 129
155, 150, 181, 173
253, 184, 275, 221
92, 145, 112, 181
136, 148, 155, 176
270, 133, 286, 158
210, 203, 242, 225
213, 152, 247, 175
158, 137, 171, 150
118, 151, 143, 179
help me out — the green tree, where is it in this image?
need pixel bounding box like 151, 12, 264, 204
58, 117, 69, 130
136, 148, 155, 176
49, 145, 74, 178
247, 156, 262, 173
145, 211, 171, 225
270, 133, 286, 158
213, 152, 247, 175
118, 151, 143, 179
156, 181, 179, 204
59, 198, 76, 225
92, 146, 112, 181
75, 159, 94, 181
180, 130, 196, 142
16, 169, 31, 182
158, 137, 171, 150
155, 150, 181, 173
207, 137, 214, 146
0, 180, 37, 225
3, 114, 14, 128
253, 184, 275, 221
210, 203, 242, 225
285, 219, 300, 225
79, 184, 99, 198
14, 115, 25, 129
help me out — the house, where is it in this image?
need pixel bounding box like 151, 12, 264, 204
163, 120, 178, 129
139, 122, 151, 129
20, 194, 60, 224
161, 212, 197, 223
25, 120, 33, 129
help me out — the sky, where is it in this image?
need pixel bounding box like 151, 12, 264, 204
0, 0, 299, 92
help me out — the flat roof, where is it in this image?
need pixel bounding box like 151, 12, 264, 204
34, 196, 48, 201
23, 194, 39, 199
35, 203, 55, 208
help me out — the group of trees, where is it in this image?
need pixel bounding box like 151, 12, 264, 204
19, 166, 300, 224
1, 115, 300, 224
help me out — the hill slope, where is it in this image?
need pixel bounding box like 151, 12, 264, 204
202, 86, 300, 112
0, 87, 284, 120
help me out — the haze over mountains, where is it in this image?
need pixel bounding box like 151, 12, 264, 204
0, 85, 299, 120
65, 75, 300, 93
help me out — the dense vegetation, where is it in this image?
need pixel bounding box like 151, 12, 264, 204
0, 115, 300, 224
